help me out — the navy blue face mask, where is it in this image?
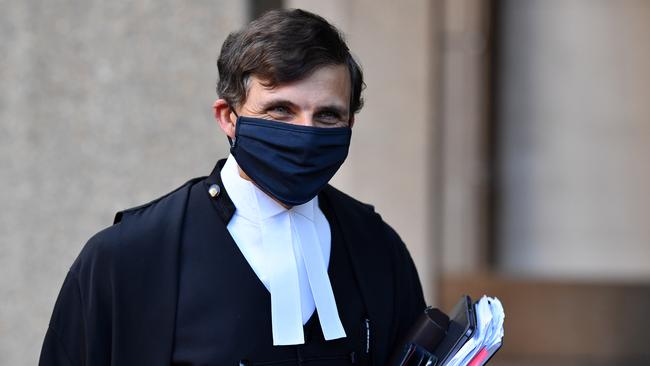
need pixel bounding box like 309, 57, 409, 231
229, 115, 352, 207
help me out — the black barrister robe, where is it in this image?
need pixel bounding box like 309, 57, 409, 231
172, 174, 369, 365
39, 159, 426, 366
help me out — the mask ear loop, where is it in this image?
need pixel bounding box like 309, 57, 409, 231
227, 105, 239, 148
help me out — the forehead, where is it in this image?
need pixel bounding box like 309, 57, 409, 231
246, 64, 351, 111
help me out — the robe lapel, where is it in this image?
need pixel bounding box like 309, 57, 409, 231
111, 176, 203, 365
320, 186, 396, 366
110, 159, 236, 365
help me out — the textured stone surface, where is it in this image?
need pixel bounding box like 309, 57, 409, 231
0, 1, 245, 364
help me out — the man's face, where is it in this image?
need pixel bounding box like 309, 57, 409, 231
240, 64, 353, 128
215, 64, 354, 139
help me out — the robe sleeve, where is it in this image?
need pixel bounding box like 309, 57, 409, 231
386, 224, 427, 357
39, 269, 86, 366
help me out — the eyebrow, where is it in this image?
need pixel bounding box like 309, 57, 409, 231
258, 99, 297, 110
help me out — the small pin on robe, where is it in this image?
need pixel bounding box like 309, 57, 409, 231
208, 184, 221, 198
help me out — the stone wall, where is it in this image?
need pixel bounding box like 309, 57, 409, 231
1, 2, 245, 364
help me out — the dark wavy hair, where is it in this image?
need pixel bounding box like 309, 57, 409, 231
217, 8, 365, 114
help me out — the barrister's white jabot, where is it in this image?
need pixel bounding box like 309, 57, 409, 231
220, 155, 346, 345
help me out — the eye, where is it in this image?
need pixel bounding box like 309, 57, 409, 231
267, 105, 291, 116
315, 111, 345, 125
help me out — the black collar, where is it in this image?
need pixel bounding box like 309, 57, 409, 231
203, 158, 236, 224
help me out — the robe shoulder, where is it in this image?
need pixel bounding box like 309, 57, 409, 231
322, 184, 408, 252
70, 176, 205, 275
112, 176, 205, 224
321, 185, 420, 287
41, 177, 206, 366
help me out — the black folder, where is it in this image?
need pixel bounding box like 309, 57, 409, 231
391, 295, 499, 366
432, 295, 476, 364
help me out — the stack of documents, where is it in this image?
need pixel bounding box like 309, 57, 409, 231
444, 296, 505, 366
391, 295, 505, 366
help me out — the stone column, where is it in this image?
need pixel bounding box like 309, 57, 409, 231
438, 0, 495, 274
496, 0, 650, 280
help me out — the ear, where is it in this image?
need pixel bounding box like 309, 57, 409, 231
213, 99, 237, 139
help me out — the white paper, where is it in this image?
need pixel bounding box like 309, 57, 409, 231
442, 296, 505, 366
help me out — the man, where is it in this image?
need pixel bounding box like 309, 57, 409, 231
39, 8, 425, 366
